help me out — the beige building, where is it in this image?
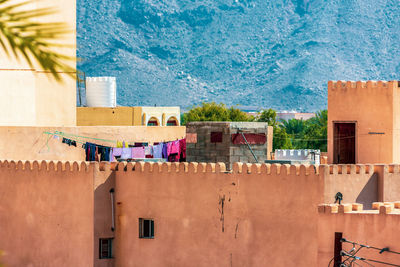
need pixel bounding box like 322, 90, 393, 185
0, 0, 77, 127
76, 106, 181, 126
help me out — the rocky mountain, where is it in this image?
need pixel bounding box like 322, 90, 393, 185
77, 0, 400, 111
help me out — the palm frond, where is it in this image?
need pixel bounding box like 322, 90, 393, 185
0, 0, 75, 81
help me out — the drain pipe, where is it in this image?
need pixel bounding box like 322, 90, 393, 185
110, 188, 115, 232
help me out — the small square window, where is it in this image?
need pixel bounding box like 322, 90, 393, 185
99, 238, 113, 259
139, 218, 154, 239
210, 132, 223, 143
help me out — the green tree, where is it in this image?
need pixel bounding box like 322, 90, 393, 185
182, 102, 252, 124
0, 0, 75, 80
257, 108, 292, 150
302, 110, 327, 151
257, 108, 278, 127
281, 119, 307, 148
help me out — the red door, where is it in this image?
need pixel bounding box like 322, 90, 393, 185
334, 123, 356, 164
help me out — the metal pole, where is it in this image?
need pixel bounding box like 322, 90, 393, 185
240, 131, 258, 163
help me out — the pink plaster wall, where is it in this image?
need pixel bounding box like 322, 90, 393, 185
114, 162, 324, 266
94, 163, 116, 267
318, 204, 400, 266
328, 81, 400, 164
0, 160, 94, 267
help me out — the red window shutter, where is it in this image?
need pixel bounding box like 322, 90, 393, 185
231, 133, 266, 145
210, 132, 223, 143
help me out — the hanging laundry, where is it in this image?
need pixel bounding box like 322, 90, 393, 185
167, 140, 180, 162
179, 139, 186, 162
121, 147, 131, 159
168, 140, 180, 155
112, 147, 122, 159
153, 143, 163, 159
71, 140, 77, 147
162, 143, 168, 159
132, 146, 145, 159
145, 146, 153, 156
116, 141, 123, 148
95, 146, 99, 161
84, 142, 97, 161
98, 146, 111, 162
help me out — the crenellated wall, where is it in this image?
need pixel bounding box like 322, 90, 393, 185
2, 161, 400, 266
0, 160, 94, 267
113, 162, 324, 266
328, 80, 400, 164
318, 202, 400, 266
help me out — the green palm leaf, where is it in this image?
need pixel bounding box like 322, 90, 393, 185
0, 0, 75, 81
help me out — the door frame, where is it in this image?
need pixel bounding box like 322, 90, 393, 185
333, 121, 357, 164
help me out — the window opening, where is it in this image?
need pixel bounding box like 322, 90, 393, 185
167, 117, 178, 126
210, 132, 223, 143
147, 118, 159, 126
99, 238, 113, 259
139, 218, 154, 239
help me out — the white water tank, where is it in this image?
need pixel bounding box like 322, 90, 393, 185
85, 77, 116, 107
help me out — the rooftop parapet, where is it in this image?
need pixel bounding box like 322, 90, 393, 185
328, 80, 398, 91
0, 160, 94, 172
318, 201, 400, 215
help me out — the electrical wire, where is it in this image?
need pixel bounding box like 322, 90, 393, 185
341, 252, 399, 267
341, 239, 400, 256
328, 257, 334, 267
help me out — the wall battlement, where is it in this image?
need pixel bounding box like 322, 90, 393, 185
0, 160, 94, 172
328, 80, 397, 91
319, 201, 400, 214
2, 160, 400, 176
113, 161, 321, 175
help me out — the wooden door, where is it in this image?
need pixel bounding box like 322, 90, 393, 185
334, 123, 356, 164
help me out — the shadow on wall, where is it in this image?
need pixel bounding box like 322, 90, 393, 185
356, 173, 378, 210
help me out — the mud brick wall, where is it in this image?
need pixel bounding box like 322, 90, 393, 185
186, 122, 272, 169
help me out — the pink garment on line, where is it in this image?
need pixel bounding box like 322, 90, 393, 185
167, 140, 180, 155
132, 146, 145, 159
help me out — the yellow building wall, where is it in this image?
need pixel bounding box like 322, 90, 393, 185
77, 107, 181, 126
77, 107, 134, 126
0, 0, 76, 126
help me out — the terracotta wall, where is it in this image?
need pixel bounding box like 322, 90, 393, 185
114, 162, 324, 266
322, 165, 379, 209
94, 163, 116, 267
0, 126, 186, 161
318, 203, 400, 266
0, 160, 94, 267
327, 81, 400, 164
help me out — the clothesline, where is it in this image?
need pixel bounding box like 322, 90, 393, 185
43, 131, 187, 163
43, 131, 184, 145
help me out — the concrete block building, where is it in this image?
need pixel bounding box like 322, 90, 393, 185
186, 121, 273, 169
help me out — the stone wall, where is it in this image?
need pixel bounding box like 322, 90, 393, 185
186, 122, 273, 169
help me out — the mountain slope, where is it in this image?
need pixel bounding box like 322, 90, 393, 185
77, 0, 400, 111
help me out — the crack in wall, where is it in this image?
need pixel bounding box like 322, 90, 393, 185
218, 194, 225, 232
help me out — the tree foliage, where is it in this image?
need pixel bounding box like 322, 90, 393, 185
0, 0, 75, 81
182, 102, 253, 124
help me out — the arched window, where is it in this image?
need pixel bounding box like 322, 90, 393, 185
147, 117, 159, 126
166, 117, 178, 126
